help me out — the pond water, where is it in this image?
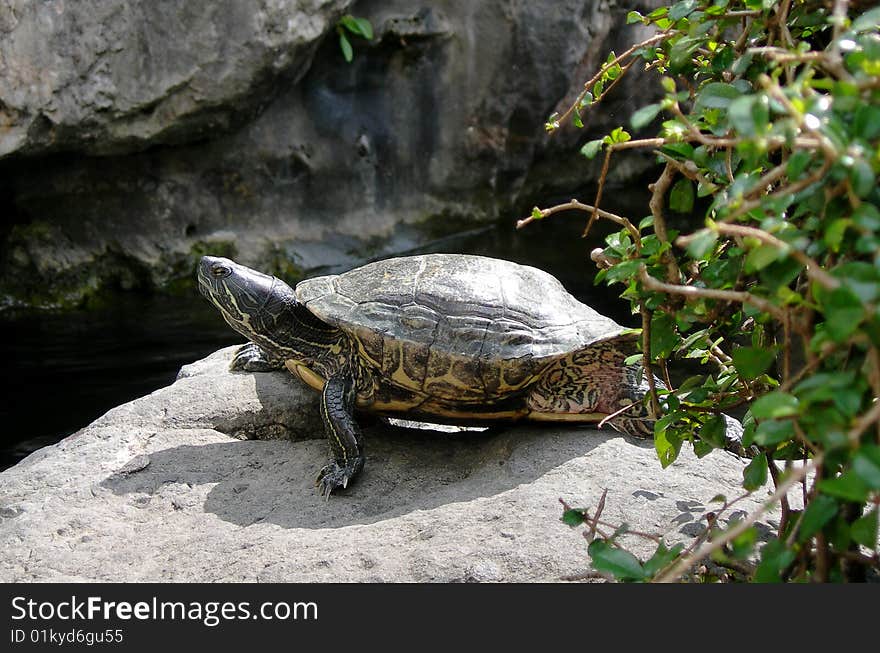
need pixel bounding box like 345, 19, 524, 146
0, 200, 647, 471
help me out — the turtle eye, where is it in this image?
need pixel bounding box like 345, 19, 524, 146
211, 263, 231, 278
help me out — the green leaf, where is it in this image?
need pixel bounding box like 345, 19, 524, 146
339, 32, 353, 62
695, 82, 743, 110
732, 346, 776, 381
685, 228, 717, 259
659, 142, 695, 160
834, 262, 880, 303
822, 286, 865, 343
531, 206, 543, 220
817, 472, 870, 503
573, 106, 584, 129
729, 527, 758, 559
824, 219, 850, 252
853, 7, 880, 32
753, 419, 794, 446
728, 94, 769, 137
631, 103, 662, 130
650, 313, 679, 358
693, 440, 714, 458
668, 0, 698, 21
339, 15, 373, 39
797, 494, 839, 543
580, 139, 604, 159
654, 426, 682, 469
608, 127, 631, 144
604, 259, 642, 284
588, 540, 647, 581
669, 35, 705, 74
731, 52, 754, 76
754, 539, 795, 583
851, 508, 878, 549
561, 508, 586, 527
626, 10, 645, 24
744, 243, 783, 272
849, 159, 875, 198
853, 203, 880, 231
786, 150, 812, 179
853, 105, 880, 140
354, 17, 374, 39
743, 453, 768, 491
642, 542, 684, 577
669, 178, 695, 213
699, 414, 727, 449
853, 445, 880, 489
750, 392, 799, 419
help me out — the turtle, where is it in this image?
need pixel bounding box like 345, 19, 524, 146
198, 253, 659, 496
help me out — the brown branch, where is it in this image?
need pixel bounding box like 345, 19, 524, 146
637, 265, 788, 322
669, 102, 823, 153
709, 223, 840, 290
647, 163, 682, 283
748, 47, 826, 63
586, 145, 615, 238
759, 75, 840, 160
517, 199, 641, 246
554, 33, 670, 129
656, 150, 717, 189
713, 156, 832, 224
640, 302, 661, 417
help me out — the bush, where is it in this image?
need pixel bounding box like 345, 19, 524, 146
526, 0, 880, 582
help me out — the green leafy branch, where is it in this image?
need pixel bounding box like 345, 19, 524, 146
524, 0, 880, 582
337, 14, 374, 63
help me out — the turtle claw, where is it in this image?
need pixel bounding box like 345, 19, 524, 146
315, 460, 361, 498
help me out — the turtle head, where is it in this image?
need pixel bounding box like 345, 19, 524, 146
198, 256, 298, 355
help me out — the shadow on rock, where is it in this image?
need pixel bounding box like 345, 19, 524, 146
101, 423, 645, 529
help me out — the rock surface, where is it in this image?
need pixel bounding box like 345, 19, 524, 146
0, 0, 661, 308
0, 0, 352, 157
0, 346, 781, 582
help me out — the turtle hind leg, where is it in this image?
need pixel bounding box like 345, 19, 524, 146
526, 339, 656, 436
316, 373, 365, 498
230, 342, 286, 372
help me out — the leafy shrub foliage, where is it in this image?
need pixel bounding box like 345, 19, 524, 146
527, 0, 880, 582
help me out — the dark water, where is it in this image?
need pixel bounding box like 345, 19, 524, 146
0, 206, 642, 471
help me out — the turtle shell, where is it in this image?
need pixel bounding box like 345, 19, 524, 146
295, 254, 625, 402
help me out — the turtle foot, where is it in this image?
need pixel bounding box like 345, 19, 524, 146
315, 460, 363, 498
230, 342, 284, 372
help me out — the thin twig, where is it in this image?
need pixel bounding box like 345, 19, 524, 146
708, 223, 840, 290
554, 33, 670, 128
638, 265, 788, 322
517, 199, 641, 245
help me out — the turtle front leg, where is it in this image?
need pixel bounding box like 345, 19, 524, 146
230, 342, 286, 372
316, 374, 364, 498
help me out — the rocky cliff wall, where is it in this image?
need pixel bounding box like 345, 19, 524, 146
0, 0, 659, 309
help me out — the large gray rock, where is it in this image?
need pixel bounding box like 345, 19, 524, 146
0, 0, 352, 157
0, 0, 661, 309
0, 346, 780, 582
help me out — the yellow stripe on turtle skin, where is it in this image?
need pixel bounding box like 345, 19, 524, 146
286, 361, 327, 392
